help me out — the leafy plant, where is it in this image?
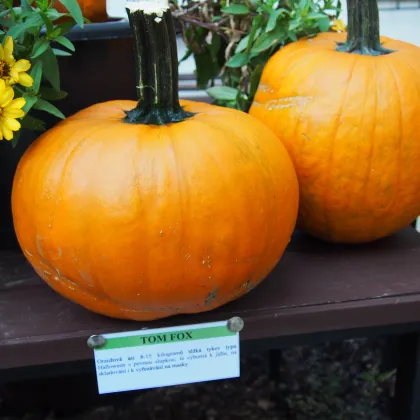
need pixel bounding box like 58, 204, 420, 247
0, 0, 87, 145
172, 0, 342, 111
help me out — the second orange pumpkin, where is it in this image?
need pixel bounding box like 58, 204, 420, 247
249, 0, 420, 243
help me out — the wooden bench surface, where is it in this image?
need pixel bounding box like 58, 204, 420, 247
2, 227, 420, 370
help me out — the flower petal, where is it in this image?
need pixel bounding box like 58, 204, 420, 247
0, 45, 4, 61
9, 69, 19, 82
1, 123, 13, 141
13, 59, 31, 72
7, 97, 26, 110
0, 87, 14, 108
18, 72, 33, 87
0, 79, 6, 95
3, 37, 14, 61
4, 117, 21, 131
3, 108, 24, 118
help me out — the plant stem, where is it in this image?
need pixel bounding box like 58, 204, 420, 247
336, 0, 394, 56
124, 6, 195, 125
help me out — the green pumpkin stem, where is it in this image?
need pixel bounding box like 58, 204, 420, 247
124, 6, 195, 125
336, 0, 394, 56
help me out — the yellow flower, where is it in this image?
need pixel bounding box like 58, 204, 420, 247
0, 36, 34, 87
0, 79, 26, 141
331, 19, 347, 33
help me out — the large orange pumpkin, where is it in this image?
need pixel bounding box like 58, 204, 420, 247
249, 0, 420, 243
11, 4, 299, 321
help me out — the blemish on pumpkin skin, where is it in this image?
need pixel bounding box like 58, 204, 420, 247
205, 290, 218, 305
35, 235, 44, 258
202, 256, 212, 268
24, 249, 33, 258
241, 280, 251, 290
79, 270, 94, 287
258, 83, 275, 94
50, 248, 62, 261
253, 96, 313, 110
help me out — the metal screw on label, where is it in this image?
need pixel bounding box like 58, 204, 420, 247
87, 335, 107, 349
227, 316, 244, 333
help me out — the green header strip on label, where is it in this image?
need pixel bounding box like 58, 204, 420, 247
98, 326, 235, 351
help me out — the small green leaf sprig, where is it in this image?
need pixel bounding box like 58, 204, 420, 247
173, 0, 342, 112
0, 0, 87, 146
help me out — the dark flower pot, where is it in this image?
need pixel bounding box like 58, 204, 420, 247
0, 21, 137, 250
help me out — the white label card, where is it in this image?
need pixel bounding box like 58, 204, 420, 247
93, 320, 240, 394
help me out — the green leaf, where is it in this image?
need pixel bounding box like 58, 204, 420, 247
55, 19, 77, 36
179, 48, 193, 64
31, 38, 49, 58
6, 24, 26, 39
307, 12, 328, 19
11, 130, 21, 148
20, 0, 33, 12
34, 98, 65, 119
54, 36, 75, 52
246, 15, 263, 54
45, 9, 67, 22
39, 87, 68, 101
30, 60, 43, 93
58, 0, 84, 28
206, 86, 239, 101
21, 115, 46, 131
266, 9, 283, 32
23, 11, 44, 28
22, 94, 38, 114
318, 16, 330, 32
210, 33, 221, 60
249, 63, 264, 100
235, 35, 251, 54
226, 52, 249, 68
52, 48, 72, 56
49, 27, 62, 38
251, 31, 283, 54
193, 47, 221, 89
288, 31, 298, 42
221, 5, 250, 15
40, 46, 60, 91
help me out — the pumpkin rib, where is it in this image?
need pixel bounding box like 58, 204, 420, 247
321, 58, 354, 239
196, 112, 298, 289
184, 117, 270, 287
165, 127, 188, 294
388, 60, 404, 229
207, 116, 276, 281
47, 125, 112, 281
363, 58, 378, 240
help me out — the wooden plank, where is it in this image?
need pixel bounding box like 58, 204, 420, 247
1, 227, 420, 369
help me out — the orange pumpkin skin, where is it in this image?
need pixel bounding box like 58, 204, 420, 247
54, 0, 108, 22
12, 0, 108, 22
249, 32, 420, 243
12, 99, 299, 321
